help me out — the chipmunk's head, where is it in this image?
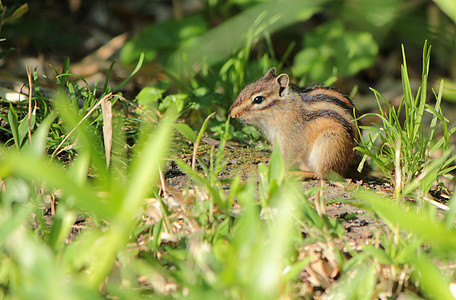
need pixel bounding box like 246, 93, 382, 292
229, 67, 291, 121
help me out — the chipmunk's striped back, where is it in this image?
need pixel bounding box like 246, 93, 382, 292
299, 86, 359, 141
229, 68, 359, 179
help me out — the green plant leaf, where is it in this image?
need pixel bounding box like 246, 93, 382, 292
0, 151, 111, 217
268, 143, 284, 186
401, 149, 452, 196
120, 15, 207, 65
136, 81, 170, 106
167, 0, 326, 77
17, 113, 35, 147
23, 112, 56, 157
2, 3, 28, 25
434, 0, 456, 24
160, 94, 187, 112
293, 20, 378, 82
174, 123, 197, 142
362, 245, 393, 265
115, 51, 144, 91
7, 103, 19, 149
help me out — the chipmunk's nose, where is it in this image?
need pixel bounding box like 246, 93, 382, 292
229, 105, 237, 118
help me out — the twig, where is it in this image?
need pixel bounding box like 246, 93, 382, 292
157, 164, 171, 234
158, 163, 168, 198
100, 96, 112, 168
423, 196, 450, 211
314, 179, 326, 216
26, 65, 33, 142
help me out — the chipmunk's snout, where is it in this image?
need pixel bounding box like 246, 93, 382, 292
229, 101, 241, 118
229, 97, 250, 119
229, 106, 238, 118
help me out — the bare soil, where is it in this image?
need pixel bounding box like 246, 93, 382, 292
166, 139, 393, 242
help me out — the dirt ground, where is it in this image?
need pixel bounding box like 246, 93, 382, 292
166, 139, 395, 242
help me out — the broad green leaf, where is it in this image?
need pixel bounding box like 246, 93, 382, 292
167, 0, 326, 77
160, 94, 187, 112
120, 16, 207, 65
136, 80, 170, 105
17, 113, 35, 147
174, 123, 197, 142
2, 3, 28, 25
293, 21, 378, 82
434, 0, 456, 27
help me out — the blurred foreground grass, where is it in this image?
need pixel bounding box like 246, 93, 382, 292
0, 0, 456, 298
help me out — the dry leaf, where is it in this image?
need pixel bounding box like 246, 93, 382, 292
101, 96, 112, 167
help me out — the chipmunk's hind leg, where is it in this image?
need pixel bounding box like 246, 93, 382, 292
291, 169, 318, 180
307, 130, 353, 178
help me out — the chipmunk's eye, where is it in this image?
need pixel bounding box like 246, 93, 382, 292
252, 95, 265, 104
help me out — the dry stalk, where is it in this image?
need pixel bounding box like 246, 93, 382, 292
394, 139, 402, 201
26, 65, 33, 142
100, 96, 113, 168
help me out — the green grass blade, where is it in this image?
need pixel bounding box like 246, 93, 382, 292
409, 250, 454, 300
401, 149, 451, 196
214, 116, 231, 174
53, 94, 107, 178
7, 103, 19, 149
114, 51, 144, 92
23, 112, 56, 156
102, 61, 116, 93
0, 151, 112, 217
427, 80, 444, 148
121, 109, 176, 218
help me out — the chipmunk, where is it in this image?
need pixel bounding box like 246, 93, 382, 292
229, 68, 359, 179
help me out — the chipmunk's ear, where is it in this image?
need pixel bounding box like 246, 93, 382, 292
277, 74, 289, 96
264, 67, 276, 78
277, 74, 289, 88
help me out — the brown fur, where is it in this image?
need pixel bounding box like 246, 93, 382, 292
229, 68, 359, 179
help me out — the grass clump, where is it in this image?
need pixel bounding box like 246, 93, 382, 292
349, 42, 456, 300
356, 41, 456, 197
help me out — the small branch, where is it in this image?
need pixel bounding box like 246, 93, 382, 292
26, 65, 33, 142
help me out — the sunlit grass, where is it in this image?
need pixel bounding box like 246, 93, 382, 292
356, 41, 456, 199
0, 41, 456, 299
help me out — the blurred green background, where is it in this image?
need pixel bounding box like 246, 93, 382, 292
3, 0, 456, 121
